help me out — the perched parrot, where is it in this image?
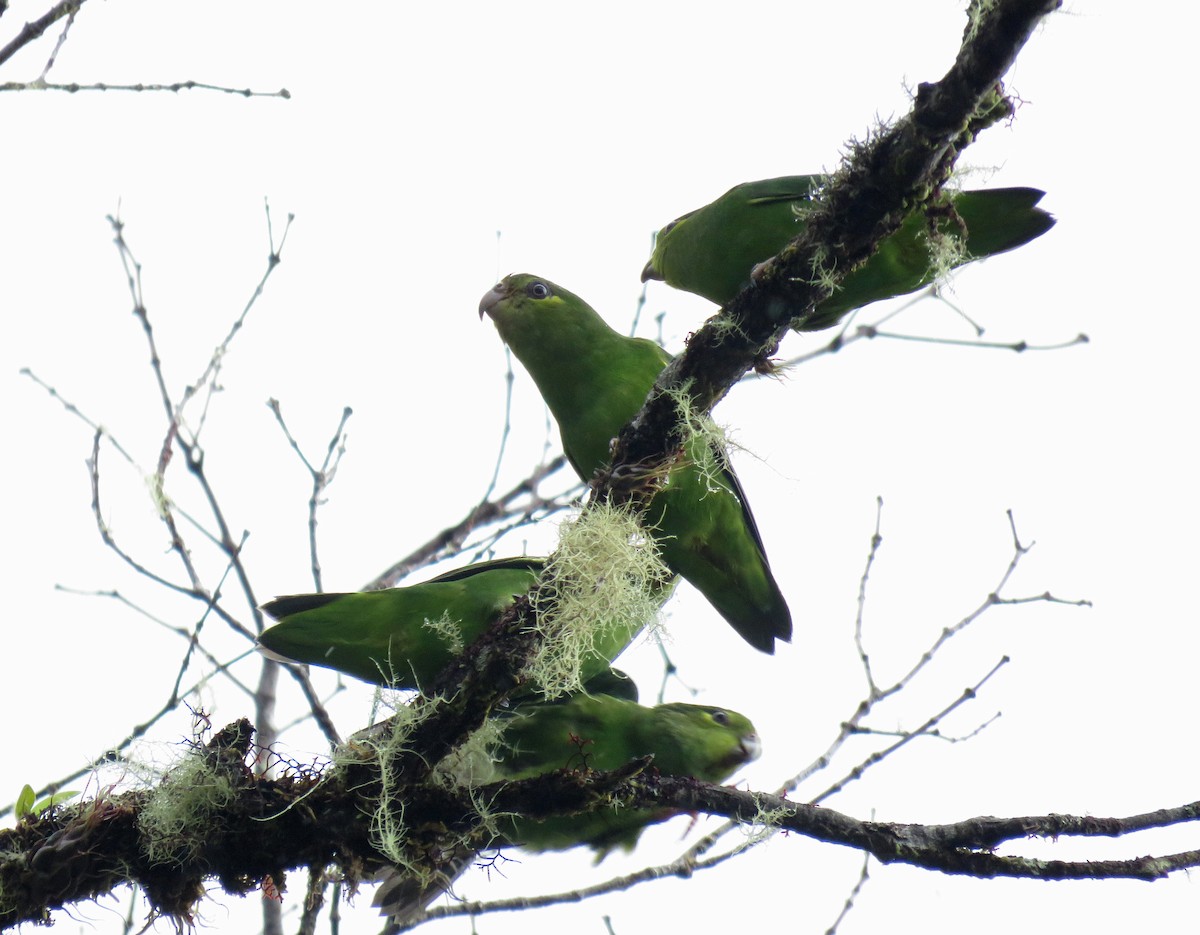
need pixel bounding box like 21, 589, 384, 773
258, 557, 654, 692
480, 275, 792, 654
642, 175, 1055, 331
495, 695, 759, 851
374, 693, 760, 923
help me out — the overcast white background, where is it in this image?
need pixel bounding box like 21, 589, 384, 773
2, 2, 1195, 933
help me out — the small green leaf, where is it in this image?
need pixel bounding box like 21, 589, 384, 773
14, 784, 35, 818
32, 790, 79, 815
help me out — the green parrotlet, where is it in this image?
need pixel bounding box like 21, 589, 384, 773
642, 175, 1055, 331
496, 695, 760, 851
258, 557, 655, 692
479, 275, 791, 654
374, 693, 760, 923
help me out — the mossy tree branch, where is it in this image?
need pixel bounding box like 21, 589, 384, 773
606, 0, 1062, 483
2, 720, 1196, 930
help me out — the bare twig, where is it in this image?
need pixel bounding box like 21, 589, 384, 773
856, 324, 1089, 352
368, 456, 573, 589
748, 288, 1089, 380
0, 78, 290, 95
854, 496, 887, 695
268, 399, 353, 592
34, 0, 74, 81
479, 346, 517, 506
826, 853, 872, 935
782, 508, 1089, 796
808, 657, 1009, 806
53, 586, 258, 698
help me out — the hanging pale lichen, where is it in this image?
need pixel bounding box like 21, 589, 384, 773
527, 501, 670, 699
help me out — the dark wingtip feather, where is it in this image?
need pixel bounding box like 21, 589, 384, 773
732, 610, 791, 654
958, 186, 1056, 256
260, 592, 349, 620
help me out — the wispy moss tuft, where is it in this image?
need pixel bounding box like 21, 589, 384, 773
528, 502, 669, 698
663, 384, 737, 496
421, 610, 464, 657
137, 751, 237, 867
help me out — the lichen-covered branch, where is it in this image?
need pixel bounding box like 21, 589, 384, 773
605, 0, 1062, 492
2, 720, 1194, 930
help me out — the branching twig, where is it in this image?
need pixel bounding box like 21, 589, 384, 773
268, 400, 353, 593
808, 656, 1009, 806
53, 586, 258, 698
826, 852, 872, 935
0, 1, 288, 97
749, 288, 1088, 380
675, 503, 1087, 872
34, 0, 73, 81
0, 78, 290, 96
368, 456, 573, 589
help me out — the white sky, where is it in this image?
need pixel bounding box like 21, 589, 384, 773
2, 1, 1196, 933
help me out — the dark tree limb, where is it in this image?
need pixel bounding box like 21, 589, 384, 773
606, 0, 1062, 486
1, 721, 1194, 931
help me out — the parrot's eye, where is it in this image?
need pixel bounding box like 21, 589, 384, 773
526, 281, 552, 300
710, 709, 729, 725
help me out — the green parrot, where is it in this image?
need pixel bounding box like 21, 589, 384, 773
480, 275, 791, 654
374, 693, 760, 923
495, 695, 759, 852
642, 175, 1055, 331
258, 557, 654, 692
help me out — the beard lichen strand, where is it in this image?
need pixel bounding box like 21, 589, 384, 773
526, 501, 669, 699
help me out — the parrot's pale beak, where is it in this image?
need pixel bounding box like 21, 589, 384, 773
479, 283, 507, 319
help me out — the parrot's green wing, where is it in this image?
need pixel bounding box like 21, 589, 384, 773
258, 557, 541, 687
259, 556, 649, 690
374, 694, 759, 923
642, 175, 823, 311
480, 274, 792, 654
573, 666, 640, 702
642, 175, 1054, 330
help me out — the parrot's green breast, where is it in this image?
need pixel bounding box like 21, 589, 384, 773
481, 274, 793, 654
497, 695, 761, 855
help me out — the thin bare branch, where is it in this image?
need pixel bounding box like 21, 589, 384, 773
34, 0, 74, 80
746, 288, 1088, 381
368, 456, 573, 589
825, 852, 872, 935
857, 324, 1089, 352
808, 657, 1009, 806
853, 496, 886, 695
268, 399, 353, 593
0, 78, 290, 95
